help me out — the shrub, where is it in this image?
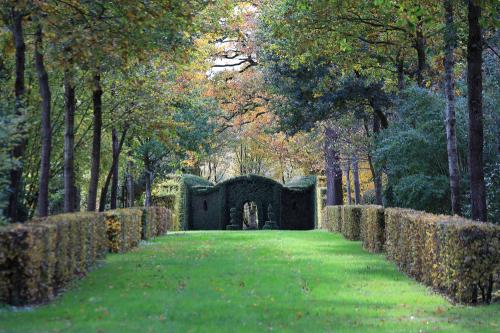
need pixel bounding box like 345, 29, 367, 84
141, 207, 158, 240
322, 206, 342, 232
341, 206, 362, 240
324, 205, 499, 304
154, 207, 170, 236
360, 205, 385, 253
104, 209, 142, 253
384, 208, 500, 304
0, 224, 53, 305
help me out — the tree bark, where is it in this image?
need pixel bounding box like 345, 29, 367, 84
34, 24, 52, 217
372, 115, 383, 205
443, 0, 461, 216
324, 127, 343, 205
63, 68, 76, 213
87, 71, 102, 211
467, 0, 487, 221
98, 127, 128, 212
345, 158, 352, 205
7, 5, 26, 222
144, 170, 152, 207
415, 18, 427, 87
126, 155, 134, 207
352, 156, 361, 204
110, 128, 119, 209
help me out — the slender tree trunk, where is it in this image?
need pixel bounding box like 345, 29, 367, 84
7, 6, 26, 222
63, 69, 76, 213
34, 25, 51, 217
144, 169, 152, 207
443, 0, 461, 216
87, 71, 102, 211
352, 156, 361, 204
324, 128, 335, 205
98, 127, 128, 212
334, 159, 343, 205
324, 127, 343, 205
467, 0, 487, 221
126, 155, 134, 207
110, 128, 119, 209
415, 19, 427, 87
345, 158, 352, 205
372, 115, 383, 205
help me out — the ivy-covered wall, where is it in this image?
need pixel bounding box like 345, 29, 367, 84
185, 174, 316, 230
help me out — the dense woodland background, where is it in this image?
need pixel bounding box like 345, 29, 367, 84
0, 0, 498, 224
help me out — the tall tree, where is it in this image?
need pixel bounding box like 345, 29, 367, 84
324, 127, 343, 205
467, 0, 487, 221
345, 158, 352, 205
87, 72, 102, 211
6, 2, 27, 222
352, 156, 361, 204
110, 128, 119, 209
63, 67, 76, 213
34, 23, 52, 217
443, 0, 460, 215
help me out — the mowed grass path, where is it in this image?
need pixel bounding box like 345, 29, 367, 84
1, 231, 499, 333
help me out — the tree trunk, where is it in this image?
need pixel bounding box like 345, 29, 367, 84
324, 127, 343, 205
352, 156, 361, 204
7, 6, 26, 222
110, 128, 119, 209
372, 115, 383, 205
144, 169, 152, 207
34, 25, 51, 218
126, 155, 134, 207
443, 0, 461, 216
87, 71, 102, 211
345, 158, 352, 205
467, 0, 487, 221
98, 127, 128, 212
63, 69, 76, 213
415, 19, 426, 87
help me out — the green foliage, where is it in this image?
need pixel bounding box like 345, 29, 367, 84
374, 87, 467, 214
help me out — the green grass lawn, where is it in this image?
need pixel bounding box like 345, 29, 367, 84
1, 231, 499, 333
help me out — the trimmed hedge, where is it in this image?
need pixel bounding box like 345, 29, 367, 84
0, 207, 171, 306
322, 206, 342, 232
104, 209, 142, 253
360, 205, 385, 253
141, 206, 171, 240
323, 205, 500, 305
341, 206, 362, 240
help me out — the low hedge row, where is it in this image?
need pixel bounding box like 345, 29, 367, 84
141, 207, 171, 240
360, 206, 385, 253
0, 207, 171, 306
323, 205, 500, 305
